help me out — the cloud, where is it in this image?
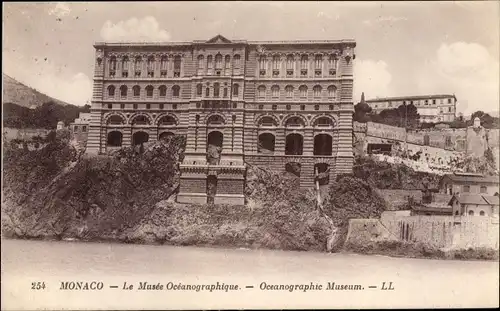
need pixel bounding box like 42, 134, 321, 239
48, 2, 71, 18
417, 42, 499, 114
354, 59, 393, 101
100, 16, 171, 42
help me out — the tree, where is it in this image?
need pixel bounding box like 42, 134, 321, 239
468, 111, 500, 129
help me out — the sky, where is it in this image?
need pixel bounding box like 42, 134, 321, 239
2, 1, 499, 115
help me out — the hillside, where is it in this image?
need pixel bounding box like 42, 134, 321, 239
3, 73, 70, 108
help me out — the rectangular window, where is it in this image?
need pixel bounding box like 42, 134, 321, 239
82, 126, 87, 132
480, 186, 487, 193
463, 185, 470, 193
120, 103, 125, 109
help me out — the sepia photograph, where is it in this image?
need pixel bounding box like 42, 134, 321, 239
2, 1, 499, 309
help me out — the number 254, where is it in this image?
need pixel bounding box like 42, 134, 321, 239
31, 282, 46, 290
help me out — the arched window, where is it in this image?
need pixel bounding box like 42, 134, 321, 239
224, 55, 230, 68
159, 85, 167, 97
327, 85, 336, 98
213, 83, 220, 97
158, 115, 177, 126
197, 55, 204, 69
314, 117, 334, 127
233, 84, 239, 96
299, 85, 307, 97
258, 133, 275, 154
315, 55, 322, 68
271, 85, 279, 97
258, 116, 277, 127
234, 54, 241, 67
300, 55, 308, 69
107, 115, 125, 125
285, 134, 303, 155
131, 115, 150, 126
174, 55, 181, 76
120, 85, 127, 97
285, 117, 305, 127
215, 54, 223, 69
258, 85, 266, 97
172, 85, 180, 97
313, 85, 322, 97
272, 55, 280, 70
479, 211, 485, 216
196, 84, 203, 96
133, 85, 140, 97
121, 56, 129, 70
285, 85, 293, 97
207, 114, 225, 125
314, 134, 332, 155
145, 85, 153, 98
108, 85, 115, 97
468, 210, 474, 216
207, 55, 213, 69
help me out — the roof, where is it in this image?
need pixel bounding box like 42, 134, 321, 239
94, 35, 356, 48
365, 94, 456, 103
448, 194, 500, 206
441, 174, 499, 184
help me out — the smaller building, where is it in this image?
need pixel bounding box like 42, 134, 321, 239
70, 113, 91, 146
439, 173, 499, 196
448, 194, 500, 217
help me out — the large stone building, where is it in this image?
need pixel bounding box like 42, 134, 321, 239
365, 94, 457, 123
85, 35, 356, 205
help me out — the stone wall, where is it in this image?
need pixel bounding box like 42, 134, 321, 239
3, 127, 50, 141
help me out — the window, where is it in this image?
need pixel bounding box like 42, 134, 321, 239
206, 87, 210, 97
133, 85, 140, 97
108, 85, 115, 97
174, 56, 181, 77
160, 103, 164, 109
463, 185, 470, 192
197, 55, 204, 69
107, 103, 112, 109
258, 85, 266, 97
258, 104, 264, 110
299, 85, 307, 97
147, 56, 154, 77
74, 125, 79, 131
286, 54, 294, 76
425, 100, 428, 105
285, 85, 293, 97
224, 55, 230, 69
300, 55, 308, 69
207, 55, 213, 69
234, 54, 241, 67
314, 104, 319, 111
432, 99, 436, 105
122, 56, 129, 71
233, 84, 239, 96
172, 85, 180, 97
120, 85, 127, 97
133, 103, 138, 109
272, 104, 277, 110
145, 85, 153, 98
146, 103, 150, 109
448, 107, 452, 112
468, 210, 474, 216
213, 83, 220, 97
215, 54, 222, 69
329, 104, 333, 110
286, 104, 291, 110
271, 85, 279, 97
480, 211, 485, 216
134, 57, 142, 76
448, 98, 452, 104
159, 85, 167, 97
120, 103, 125, 109
196, 84, 203, 96
172, 103, 177, 110
232, 103, 237, 108
480, 186, 487, 193
161, 56, 168, 77
259, 55, 267, 76
82, 126, 87, 132
223, 88, 228, 97
315, 55, 322, 68
109, 56, 117, 76
313, 85, 322, 97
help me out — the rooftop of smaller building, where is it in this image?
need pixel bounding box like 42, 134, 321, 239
448, 194, 500, 206
365, 94, 456, 103
441, 174, 499, 184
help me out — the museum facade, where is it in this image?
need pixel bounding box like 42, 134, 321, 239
86, 35, 356, 205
